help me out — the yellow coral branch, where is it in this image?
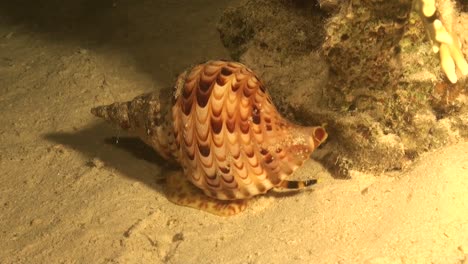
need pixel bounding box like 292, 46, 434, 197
414, 0, 468, 83
422, 0, 436, 16
439, 43, 457, 83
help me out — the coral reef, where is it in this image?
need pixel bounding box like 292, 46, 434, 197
218, 0, 326, 61
217, 0, 468, 177
414, 0, 468, 83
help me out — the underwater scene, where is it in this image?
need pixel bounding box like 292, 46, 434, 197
1, 0, 467, 263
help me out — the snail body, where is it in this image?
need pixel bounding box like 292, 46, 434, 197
91, 60, 327, 215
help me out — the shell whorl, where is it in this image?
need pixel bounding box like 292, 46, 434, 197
172, 60, 327, 200
91, 60, 327, 201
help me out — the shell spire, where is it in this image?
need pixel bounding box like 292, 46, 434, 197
91, 92, 176, 160
91, 101, 133, 131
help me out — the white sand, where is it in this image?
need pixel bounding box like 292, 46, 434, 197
1, 1, 467, 263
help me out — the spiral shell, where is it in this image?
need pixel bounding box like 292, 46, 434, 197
91, 60, 328, 209
171, 61, 327, 200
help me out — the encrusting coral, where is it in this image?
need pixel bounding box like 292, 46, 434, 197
414, 0, 468, 83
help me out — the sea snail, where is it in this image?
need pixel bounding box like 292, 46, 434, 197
91, 60, 328, 216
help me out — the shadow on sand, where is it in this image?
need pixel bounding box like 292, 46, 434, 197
44, 121, 325, 201
44, 122, 176, 192
0, 0, 231, 86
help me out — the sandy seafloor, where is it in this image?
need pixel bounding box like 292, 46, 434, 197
0, 1, 467, 263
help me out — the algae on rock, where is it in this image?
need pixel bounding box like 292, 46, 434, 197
217, 0, 468, 177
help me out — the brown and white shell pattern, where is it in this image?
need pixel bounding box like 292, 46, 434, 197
171, 60, 326, 200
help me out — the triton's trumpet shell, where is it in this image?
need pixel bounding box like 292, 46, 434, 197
91, 60, 327, 216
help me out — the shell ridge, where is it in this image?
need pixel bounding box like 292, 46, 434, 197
165, 60, 327, 200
